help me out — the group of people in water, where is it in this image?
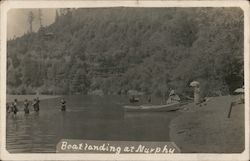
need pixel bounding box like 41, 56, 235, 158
6, 97, 66, 115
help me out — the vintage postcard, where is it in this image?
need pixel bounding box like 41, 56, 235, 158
0, 0, 249, 160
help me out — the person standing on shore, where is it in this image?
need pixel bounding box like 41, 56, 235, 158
24, 99, 29, 114
194, 86, 201, 105
61, 98, 66, 111
190, 81, 201, 105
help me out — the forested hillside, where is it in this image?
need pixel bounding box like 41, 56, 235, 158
7, 7, 244, 97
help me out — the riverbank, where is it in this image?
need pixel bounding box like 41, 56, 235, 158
6, 95, 61, 103
169, 95, 245, 153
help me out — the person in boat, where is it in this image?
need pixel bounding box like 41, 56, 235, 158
61, 98, 66, 111
166, 90, 180, 104
12, 99, 18, 115
148, 95, 151, 103
129, 96, 139, 103
24, 99, 29, 114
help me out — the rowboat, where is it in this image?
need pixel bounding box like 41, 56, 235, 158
123, 102, 186, 112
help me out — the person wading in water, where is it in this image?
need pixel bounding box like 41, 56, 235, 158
12, 99, 18, 116
61, 98, 66, 111
6, 103, 11, 113
24, 99, 29, 114
32, 98, 39, 112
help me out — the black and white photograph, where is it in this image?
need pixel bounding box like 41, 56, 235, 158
1, 0, 249, 160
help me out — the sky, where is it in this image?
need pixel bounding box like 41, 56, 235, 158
7, 9, 56, 39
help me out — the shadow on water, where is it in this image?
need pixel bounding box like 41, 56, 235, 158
6, 95, 179, 153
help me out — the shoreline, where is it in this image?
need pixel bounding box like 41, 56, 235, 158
6, 95, 62, 103
169, 95, 245, 153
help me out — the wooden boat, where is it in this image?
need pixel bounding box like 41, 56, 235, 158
124, 102, 186, 112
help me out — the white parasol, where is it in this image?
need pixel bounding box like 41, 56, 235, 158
234, 88, 244, 93
190, 81, 200, 87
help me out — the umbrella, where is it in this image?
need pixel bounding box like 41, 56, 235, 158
190, 81, 200, 87
234, 88, 244, 93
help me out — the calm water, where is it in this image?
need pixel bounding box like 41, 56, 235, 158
6, 95, 179, 153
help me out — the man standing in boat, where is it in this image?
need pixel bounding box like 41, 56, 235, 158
166, 90, 180, 104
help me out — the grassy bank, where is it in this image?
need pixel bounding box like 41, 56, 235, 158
6, 95, 61, 103
169, 95, 244, 153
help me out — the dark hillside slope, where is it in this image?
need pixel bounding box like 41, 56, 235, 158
7, 8, 244, 96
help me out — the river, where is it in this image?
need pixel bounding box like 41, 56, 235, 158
6, 95, 179, 153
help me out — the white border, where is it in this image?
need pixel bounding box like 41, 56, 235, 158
0, 1, 249, 161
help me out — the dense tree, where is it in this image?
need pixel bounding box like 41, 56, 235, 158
7, 8, 244, 96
